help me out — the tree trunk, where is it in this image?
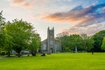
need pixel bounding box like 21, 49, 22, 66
16, 50, 21, 57
75, 46, 77, 53
17, 52, 21, 57
16, 48, 22, 57
7, 51, 11, 57
31, 51, 36, 56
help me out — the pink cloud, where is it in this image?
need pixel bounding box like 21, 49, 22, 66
10, 0, 33, 9
12, 0, 24, 3
58, 24, 105, 37
44, 3, 105, 27
44, 3, 105, 36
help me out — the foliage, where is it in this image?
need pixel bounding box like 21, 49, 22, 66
93, 30, 105, 52
57, 34, 83, 52
58, 35, 71, 52
101, 37, 105, 51
4, 19, 41, 57
0, 11, 41, 57
29, 33, 41, 56
0, 11, 5, 54
57, 34, 94, 52
69, 34, 83, 52
5, 19, 33, 57
81, 34, 94, 52
3, 28, 14, 56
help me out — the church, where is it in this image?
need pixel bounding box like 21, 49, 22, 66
41, 27, 61, 53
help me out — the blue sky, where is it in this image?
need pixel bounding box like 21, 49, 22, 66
0, 0, 105, 40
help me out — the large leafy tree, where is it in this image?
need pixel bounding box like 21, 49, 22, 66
93, 30, 105, 52
5, 19, 33, 57
0, 11, 41, 57
5, 19, 41, 57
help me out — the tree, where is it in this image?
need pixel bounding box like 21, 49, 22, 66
0, 11, 5, 26
57, 34, 83, 52
56, 35, 71, 52
0, 11, 41, 57
101, 37, 105, 51
69, 34, 83, 53
81, 34, 94, 52
3, 23, 14, 57
0, 11, 5, 54
5, 19, 33, 57
29, 34, 41, 56
93, 30, 105, 52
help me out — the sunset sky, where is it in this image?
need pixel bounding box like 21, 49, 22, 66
1, 0, 105, 40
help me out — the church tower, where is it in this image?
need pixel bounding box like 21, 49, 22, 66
47, 27, 55, 54
41, 27, 61, 53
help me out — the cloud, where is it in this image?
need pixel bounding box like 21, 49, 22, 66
10, 0, 59, 9
58, 23, 105, 36
45, 3, 105, 27
12, 0, 24, 3
44, 3, 105, 36
10, 0, 33, 9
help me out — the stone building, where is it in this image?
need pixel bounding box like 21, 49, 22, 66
41, 27, 61, 53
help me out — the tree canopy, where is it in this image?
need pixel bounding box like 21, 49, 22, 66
0, 11, 41, 57
93, 30, 105, 52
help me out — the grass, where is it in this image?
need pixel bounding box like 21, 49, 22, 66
0, 53, 105, 70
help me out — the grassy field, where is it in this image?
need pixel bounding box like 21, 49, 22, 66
0, 53, 105, 70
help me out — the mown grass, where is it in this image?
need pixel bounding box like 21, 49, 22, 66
0, 53, 105, 70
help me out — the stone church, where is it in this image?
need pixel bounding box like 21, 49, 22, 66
41, 27, 61, 53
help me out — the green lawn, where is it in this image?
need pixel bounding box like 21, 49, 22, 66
0, 53, 105, 70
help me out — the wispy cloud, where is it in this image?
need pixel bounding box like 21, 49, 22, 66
45, 3, 105, 26
58, 23, 105, 36
45, 3, 105, 35
10, 0, 33, 9
9, 0, 59, 9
